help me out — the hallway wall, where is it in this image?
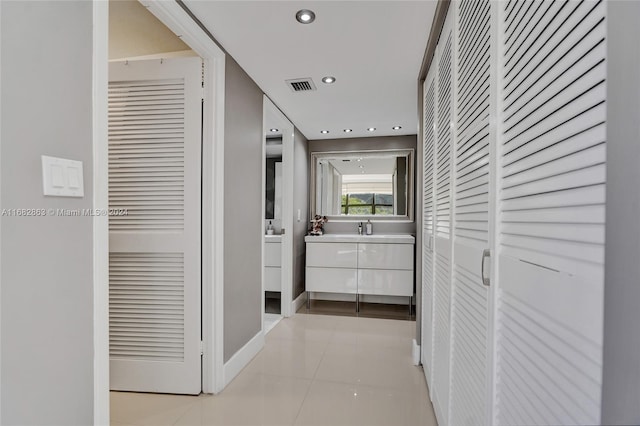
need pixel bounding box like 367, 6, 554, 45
223, 56, 264, 362
0, 1, 94, 424
602, 1, 640, 423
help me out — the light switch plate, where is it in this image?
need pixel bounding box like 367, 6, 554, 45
41, 155, 84, 197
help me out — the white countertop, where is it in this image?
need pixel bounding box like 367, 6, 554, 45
304, 233, 415, 244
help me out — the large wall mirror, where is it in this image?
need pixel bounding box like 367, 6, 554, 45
311, 149, 414, 222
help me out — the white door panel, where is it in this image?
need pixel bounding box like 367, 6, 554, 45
432, 8, 454, 425
108, 57, 202, 395
449, 0, 494, 424
495, 0, 606, 424
421, 64, 437, 392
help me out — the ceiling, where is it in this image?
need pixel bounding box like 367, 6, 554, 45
328, 157, 396, 175
183, 1, 436, 141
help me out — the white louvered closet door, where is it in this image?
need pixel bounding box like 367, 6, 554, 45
449, 0, 494, 425
421, 62, 437, 392
432, 8, 454, 426
108, 57, 202, 394
495, 1, 606, 424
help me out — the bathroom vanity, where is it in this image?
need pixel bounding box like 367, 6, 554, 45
305, 234, 415, 311
264, 235, 282, 292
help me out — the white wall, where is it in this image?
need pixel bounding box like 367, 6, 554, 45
1, 1, 94, 424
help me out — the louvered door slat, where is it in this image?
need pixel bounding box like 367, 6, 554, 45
431, 10, 454, 425
108, 57, 202, 395
449, 1, 493, 426
496, 0, 606, 424
109, 252, 184, 363
421, 69, 437, 390
108, 75, 186, 234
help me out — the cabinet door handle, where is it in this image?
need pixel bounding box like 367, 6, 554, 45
481, 249, 491, 287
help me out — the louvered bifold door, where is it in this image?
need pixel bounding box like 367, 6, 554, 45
108, 57, 202, 394
432, 8, 454, 426
449, 0, 493, 425
421, 63, 437, 392
495, 1, 606, 424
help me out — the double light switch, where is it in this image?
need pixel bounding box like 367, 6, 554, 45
41, 155, 84, 197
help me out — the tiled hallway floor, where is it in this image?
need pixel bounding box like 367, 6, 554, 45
111, 313, 437, 426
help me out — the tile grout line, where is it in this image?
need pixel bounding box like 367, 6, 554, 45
291, 325, 336, 425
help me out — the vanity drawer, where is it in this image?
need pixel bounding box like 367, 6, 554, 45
357, 269, 413, 297
265, 266, 281, 292
306, 267, 357, 294
265, 242, 281, 267
358, 243, 413, 270
306, 242, 358, 268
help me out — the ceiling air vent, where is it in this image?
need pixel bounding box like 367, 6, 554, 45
286, 78, 317, 92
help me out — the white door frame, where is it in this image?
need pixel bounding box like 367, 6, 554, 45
262, 97, 295, 323
92, 1, 109, 424
0, 3, 4, 423
92, 1, 227, 422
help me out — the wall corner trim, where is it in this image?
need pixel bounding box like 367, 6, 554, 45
418, 0, 450, 82
223, 330, 265, 387
292, 292, 308, 314
412, 339, 421, 366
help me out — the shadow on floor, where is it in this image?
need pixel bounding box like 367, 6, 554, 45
298, 299, 415, 321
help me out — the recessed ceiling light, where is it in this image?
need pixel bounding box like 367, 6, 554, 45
392, 125, 402, 130
359, 165, 364, 169
270, 128, 279, 132
367, 127, 376, 132
320, 130, 329, 134
295, 9, 315, 24
322, 76, 336, 84
343, 129, 352, 133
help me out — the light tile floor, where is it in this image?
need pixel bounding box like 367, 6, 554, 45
111, 313, 437, 426
264, 313, 283, 334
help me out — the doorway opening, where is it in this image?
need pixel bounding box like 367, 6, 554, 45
262, 97, 295, 333
95, 4, 226, 420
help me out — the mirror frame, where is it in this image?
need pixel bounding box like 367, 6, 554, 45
310, 149, 414, 222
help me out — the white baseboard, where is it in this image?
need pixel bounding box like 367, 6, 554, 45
412, 339, 421, 366
223, 330, 264, 387
292, 292, 307, 313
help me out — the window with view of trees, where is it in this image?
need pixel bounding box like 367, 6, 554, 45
341, 193, 394, 215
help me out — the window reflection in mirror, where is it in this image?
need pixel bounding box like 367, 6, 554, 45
312, 150, 413, 221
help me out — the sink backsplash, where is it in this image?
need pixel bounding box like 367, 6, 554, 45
265, 218, 282, 234
321, 220, 415, 235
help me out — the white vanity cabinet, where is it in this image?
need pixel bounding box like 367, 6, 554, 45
358, 243, 414, 297
306, 241, 358, 294
264, 235, 282, 292
305, 234, 415, 304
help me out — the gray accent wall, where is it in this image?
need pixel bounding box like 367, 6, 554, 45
1, 2, 94, 424
223, 56, 263, 362
293, 129, 309, 299
601, 1, 640, 424
308, 135, 417, 235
